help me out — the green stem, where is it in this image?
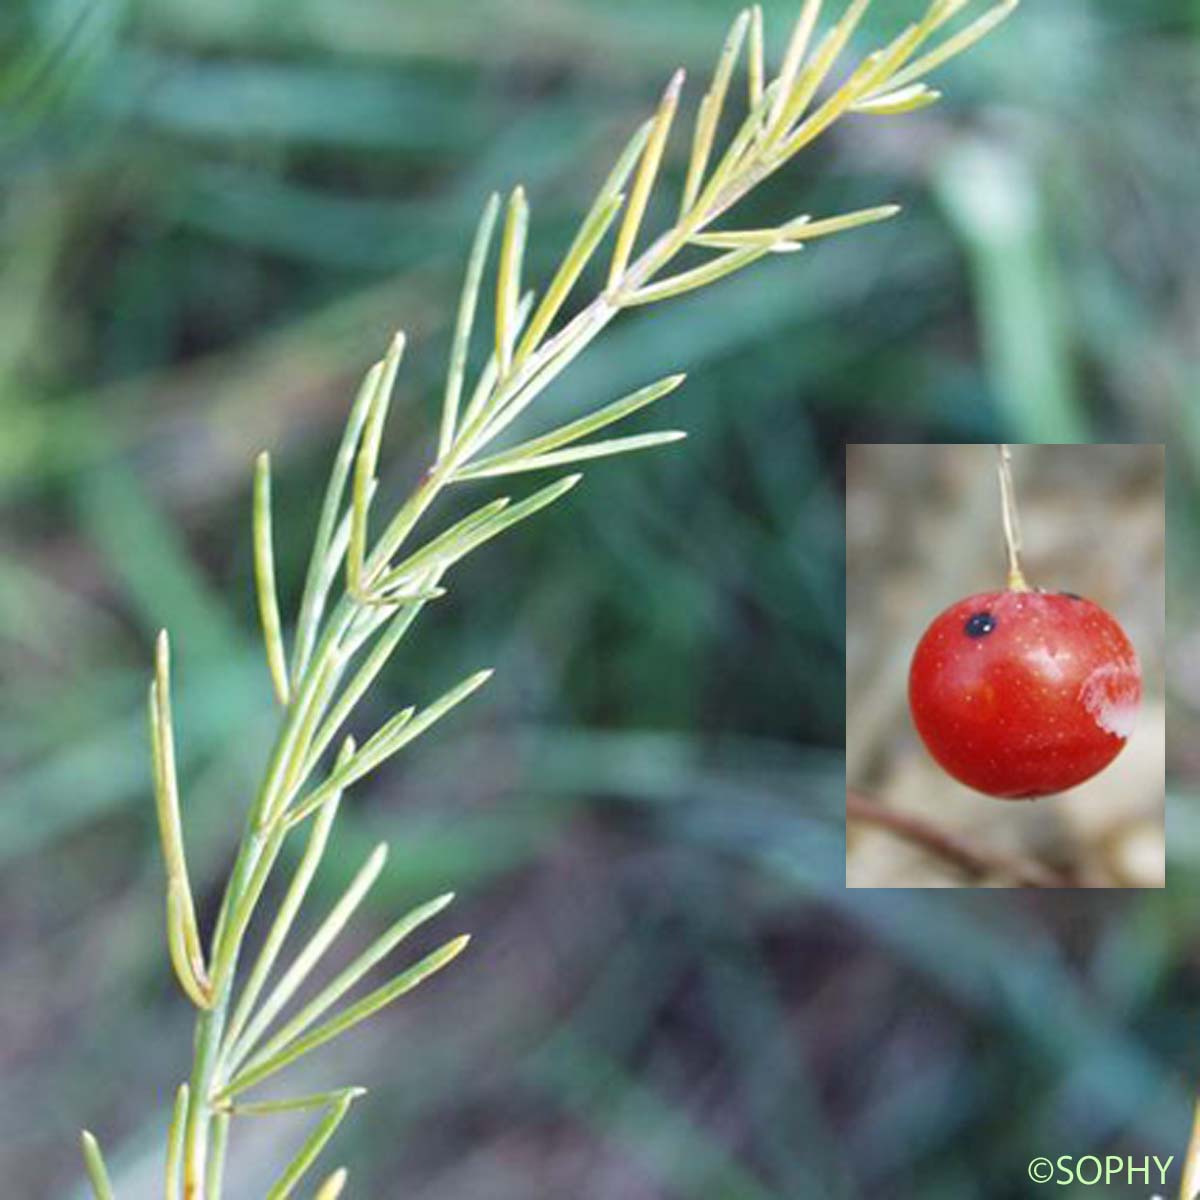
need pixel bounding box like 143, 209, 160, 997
183, 598, 360, 1197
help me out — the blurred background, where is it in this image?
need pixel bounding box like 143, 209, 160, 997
2, 0, 1199, 1196
847, 443, 1165, 889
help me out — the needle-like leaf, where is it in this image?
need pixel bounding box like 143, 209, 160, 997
773, 24, 922, 162
80, 1132, 115, 1200
495, 186, 529, 377
166, 1084, 189, 1200
515, 192, 624, 368
206, 1113, 230, 1200
303, 593, 435, 775
453, 373, 686, 482
370, 498, 511, 592
623, 245, 771, 305
253, 452, 290, 706
281, 667, 495, 831
227, 1088, 366, 1117
681, 9, 751, 216
314, 1169, 349, 1200
374, 474, 581, 594
225, 843, 388, 1070
768, 0, 822, 132
242, 893, 456, 1074
852, 82, 941, 113
222, 936, 471, 1100
747, 5, 765, 111
166, 881, 212, 1010
264, 1091, 362, 1200
440, 193, 501, 459
348, 332, 406, 596
292, 361, 382, 679
455, 289, 536, 447
885, 0, 1019, 93
608, 69, 685, 288
925, 0, 974, 28
224, 740, 354, 1058
691, 204, 900, 251
150, 632, 211, 1008
771, 0, 873, 139
454, 431, 687, 479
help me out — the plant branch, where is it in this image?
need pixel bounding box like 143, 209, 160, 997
847, 791, 1072, 887
99, 2, 1022, 1193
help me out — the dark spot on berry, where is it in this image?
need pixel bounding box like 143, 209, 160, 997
964, 611, 996, 638
1059, 591, 1083, 601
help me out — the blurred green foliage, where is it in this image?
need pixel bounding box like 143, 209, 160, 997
1, 0, 1197, 1196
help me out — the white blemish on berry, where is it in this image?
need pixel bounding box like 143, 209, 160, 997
1078, 660, 1140, 740
1026, 645, 1065, 682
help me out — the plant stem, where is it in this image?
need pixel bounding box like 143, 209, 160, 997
147, 5, 1023, 1188
846, 790, 1072, 887
996, 443, 1029, 591
183, 600, 358, 1196
1180, 1097, 1200, 1200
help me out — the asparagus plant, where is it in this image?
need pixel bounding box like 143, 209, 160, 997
80, 1, 1019, 1195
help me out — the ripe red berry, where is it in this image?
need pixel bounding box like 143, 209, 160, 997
908, 589, 1141, 799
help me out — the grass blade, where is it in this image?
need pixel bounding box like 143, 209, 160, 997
454, 431, 687, 479
608, 69, 684, 288
80, 1132, 115, 1200
292, 362, 382, 679
439, 193, 501, 460
224, 843, 389, 1072
253, 452, 290, 706
223, 937, 471, 1100
495, 186, 529, 378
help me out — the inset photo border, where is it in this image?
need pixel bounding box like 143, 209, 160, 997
846, 443, 1165, 889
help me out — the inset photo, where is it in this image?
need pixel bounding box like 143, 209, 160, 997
846, 443, 1165, 888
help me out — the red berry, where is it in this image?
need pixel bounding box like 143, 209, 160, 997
908, 590, 1141, 799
